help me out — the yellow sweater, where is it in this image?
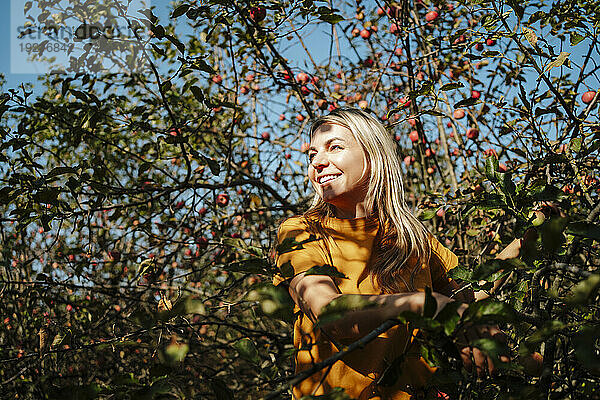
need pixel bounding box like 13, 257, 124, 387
274, 215, 458, 399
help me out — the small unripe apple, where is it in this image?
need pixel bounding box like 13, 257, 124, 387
360, 29, 371, 39
582, 90, 597, 104
453, 109, 465, 119
409, 130, 419, 143
249, 7, 266, 22
216, 193, 229, 206
528, 210, 546, 226
425, 10, 439, 22
211, 74, 222, 84
471, 90, 481, 99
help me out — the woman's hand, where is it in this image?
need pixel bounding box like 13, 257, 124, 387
452, 303, 509, 377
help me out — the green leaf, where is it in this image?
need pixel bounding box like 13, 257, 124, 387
566, 221, 600, 241
200, 155, 220, 175
485, 155, 499, 182
171, 4, 190, 18
448, 266, 473, 282
276, 235, 319, 254
440, 82, 463, 91
472, 258, 525, 282
566, 275, 600, 305
574, 325, 600, 373
454, 97, 479, 108
190, 85, 204, 103
462, 299, 516, 324
569, 32, 585, 46
506, 0, 524, 20
304, 264, 348, 279
522, 27, 538, 46
423, 287, 437, 318
540, 217, 569, 253
316, 295, 376, 328
570, 137, 582, 152
420, 208, 437, 221
435, 301, 462, 336
234, 338, 260, 364
545, 52, 570, 72
318, 14, 344, 24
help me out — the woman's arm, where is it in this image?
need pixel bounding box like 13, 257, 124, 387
288, 272, 455, 341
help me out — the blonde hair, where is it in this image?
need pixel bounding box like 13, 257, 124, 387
303, 107, 431, 293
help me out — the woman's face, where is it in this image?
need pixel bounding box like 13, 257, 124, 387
307, 123, 370, 215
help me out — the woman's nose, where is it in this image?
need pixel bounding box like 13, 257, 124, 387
311, 152, 328, 169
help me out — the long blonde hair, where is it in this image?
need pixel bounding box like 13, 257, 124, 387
303, 107, 431, 293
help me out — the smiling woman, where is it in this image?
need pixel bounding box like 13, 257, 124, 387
273, 108, 512, 399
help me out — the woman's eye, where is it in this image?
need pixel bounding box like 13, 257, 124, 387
330, 144, 342, 150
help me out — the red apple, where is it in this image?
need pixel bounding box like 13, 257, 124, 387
390, 23, 400, 35
425, 148, 435, 157
352, 27, 360, 37
466, 128, 479, 139
408, 116, 417, 126
446, 121, 452, 128
300, 142, 310, 152
211, 74, 222, 84
240, 86, 249, 94
216, 193, 229, 206
394, 47, 403, 56
249, 7, 266, 22
300, 85, 310, 95
360, 29, 371, 39
66, 304, 73, 312
261, 132, 270, 140
436, 208, 445, 217
582, 90, 597, 104
317, 99, 328, 110
453, 109, 465, 119
377, 7, 385, 16
453, 34, 466, 45
358, 100, 368, 109
296, 114, 305, 122
486, 38, 496, 46
427, 166, 435, 174
296, 72, 309, 84
198, 207, 208, 216
475, 42, 484, 51
409, 130, 419, 143
399, 96, 411, 108
425, 10, 439, 22
279, 113, 285, 121
471, 90, 481, 99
